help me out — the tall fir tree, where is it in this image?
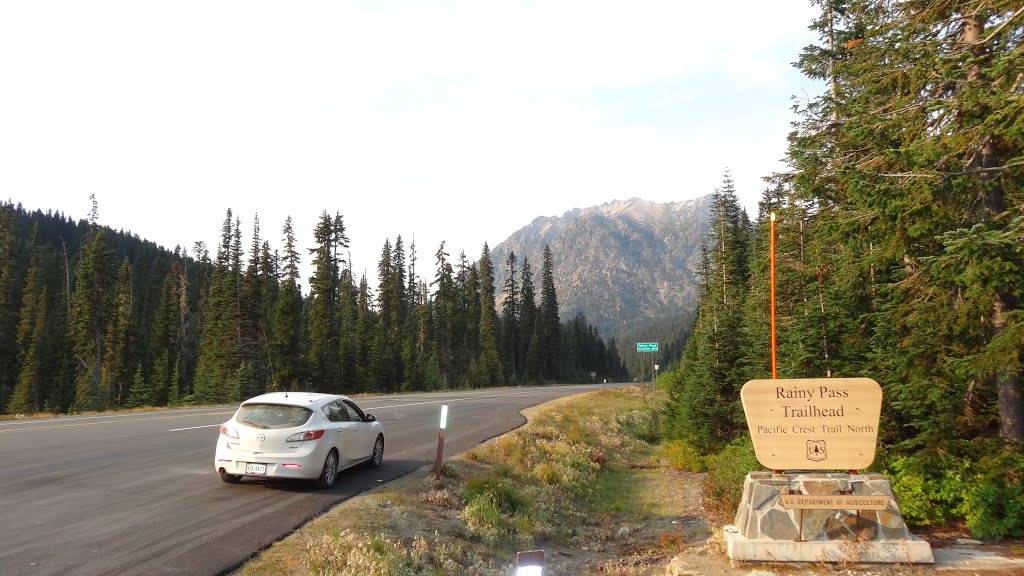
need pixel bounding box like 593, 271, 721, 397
193, 211, 243, 403
307, 212, 344, 392
0, 203, 19, 412
270, 216, 305, 392
663, 172, 752, 449
518, 257, 539, 383
101, 259, 135, 406
499, 251, 520, 383
150, 264, 182, 404
476, 244, 504, 388
9, 225, 45, 413
71, 229, 116, 412
237, 214, 269, 398
537, 245, 561, 382
431, 242, 456, 388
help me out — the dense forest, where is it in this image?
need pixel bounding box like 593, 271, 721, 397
0, 198, 626, 415
662, 0, 1023, 537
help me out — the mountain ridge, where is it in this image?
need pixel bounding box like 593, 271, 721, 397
491, 195, 712, 342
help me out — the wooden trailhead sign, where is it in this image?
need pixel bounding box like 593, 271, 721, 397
741, 377, 882, 471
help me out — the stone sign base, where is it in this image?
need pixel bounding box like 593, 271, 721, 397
724, 472, 934, 564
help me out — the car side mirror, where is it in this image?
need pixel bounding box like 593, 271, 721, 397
364, 413, 376, 422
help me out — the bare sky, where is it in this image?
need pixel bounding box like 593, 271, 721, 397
1, 1, 821, 288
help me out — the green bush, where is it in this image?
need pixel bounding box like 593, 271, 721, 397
615, 407, 661, 443
702, 436, 762, 523
661, 439, 707, 472
463, 477, 528, 516
462, 480, 536, 550
877, 443, 1024, 538
963, 447, 1024, 539
878, 450, 970, 527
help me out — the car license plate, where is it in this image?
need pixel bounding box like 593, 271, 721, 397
245, 463, 267, 475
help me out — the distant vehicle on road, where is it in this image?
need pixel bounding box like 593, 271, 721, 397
215, 392, 384, 489
633, 378, 639, 383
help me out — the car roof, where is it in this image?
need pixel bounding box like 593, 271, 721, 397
239, 392, 348, 408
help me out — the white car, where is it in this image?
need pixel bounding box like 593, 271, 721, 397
214, 392, 384, 488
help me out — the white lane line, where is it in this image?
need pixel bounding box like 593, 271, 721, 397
2, 412, 235, 433
0, 406, 236, 427
169, 424, 222, 432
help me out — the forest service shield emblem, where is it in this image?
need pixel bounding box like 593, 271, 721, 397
806, 440, 827, 462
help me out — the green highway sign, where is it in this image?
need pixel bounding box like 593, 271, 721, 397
636, 342, 659, 352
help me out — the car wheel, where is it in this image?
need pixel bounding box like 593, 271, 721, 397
316, 450, 339, 489
367, 434, 384, 468
219, 469, 242, 484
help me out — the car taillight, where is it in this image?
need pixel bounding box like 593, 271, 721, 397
220, 424, 239, 439
286, 429, 325, 442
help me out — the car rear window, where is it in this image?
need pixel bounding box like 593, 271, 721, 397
235, 404, 313, 429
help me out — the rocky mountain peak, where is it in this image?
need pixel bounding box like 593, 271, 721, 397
492, 195, 712, 341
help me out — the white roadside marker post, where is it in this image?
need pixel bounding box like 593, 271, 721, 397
434, 404, 448, 480
515, 550, 544, 575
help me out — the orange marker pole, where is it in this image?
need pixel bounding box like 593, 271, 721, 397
769, 212, 778, 379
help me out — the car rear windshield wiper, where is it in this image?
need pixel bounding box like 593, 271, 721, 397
241, 420, 270, 429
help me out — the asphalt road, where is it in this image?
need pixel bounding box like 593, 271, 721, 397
0, 384, 604, 576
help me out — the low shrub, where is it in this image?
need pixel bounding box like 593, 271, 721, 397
463, 477, 528, 516
963, 446, 1024, 539
615, 407, 661, 443
462, 488, 535, 550
877, 442, 1024, 538
661, 439, 706, 472
304, 530, 466, 576
702, 436, 761, 523
878, 449, 970, 527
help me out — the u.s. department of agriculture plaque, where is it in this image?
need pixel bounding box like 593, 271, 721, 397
740, 377, 882, 470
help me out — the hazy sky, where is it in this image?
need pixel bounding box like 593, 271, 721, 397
1, 1, 821, 287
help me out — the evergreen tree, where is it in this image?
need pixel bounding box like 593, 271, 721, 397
150, 265, 182, 404
337, 262, 360, 392
238, 214, 270, 398
270, 216, 304, 392
46, 256, 75, 414
374, 238, 405, 391
0, 203, 19, 412
71, 230, 116, 412
194, 211, 243, 403
537, 245, 561, 382
663, 172, 753, 449
9, 225, 45, 413
101, 259, 135, 406
355, 274, 374, 391
177, 243, 209, 397
518, 257, 539, 383
127, 363, 159, 408
499, 251, 520, 383
476, 244, 504, 387
307, 212, 344, 391
431, 242, 456, 388
400, 239, 425, 391
454, 252, 480, 386
9, 290, 47, 414
788, 0, 1023, 444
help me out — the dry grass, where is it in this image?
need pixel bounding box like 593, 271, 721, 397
231, 387, 712, 575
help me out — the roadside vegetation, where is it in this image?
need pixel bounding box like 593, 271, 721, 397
232, 387, 722, 576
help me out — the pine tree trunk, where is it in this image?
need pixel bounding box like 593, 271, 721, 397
962, 12, 1023, 442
